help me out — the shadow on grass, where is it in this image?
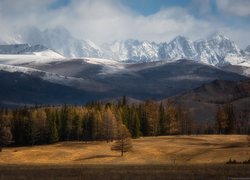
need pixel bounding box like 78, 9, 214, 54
220, 142, 247, 149
75, 154, 120, 161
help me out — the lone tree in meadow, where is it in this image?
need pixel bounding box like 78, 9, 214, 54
111, 124, 132, 156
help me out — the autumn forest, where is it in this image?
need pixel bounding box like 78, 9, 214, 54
0, 97, 248, 150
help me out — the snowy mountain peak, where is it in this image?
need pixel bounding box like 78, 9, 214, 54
172, 35, 189, 42
103, 39, 159, 62
245, 45, 250, 53
158, 36, 196, 61
206, 34, 238, 50
207, 33, 229, 41
7, 27, 103, 58
244, 45, 250, 59
0, 27, 249, 67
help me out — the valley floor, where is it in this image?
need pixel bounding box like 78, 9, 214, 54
0, 135, 249, 179
0, 135, 249, 165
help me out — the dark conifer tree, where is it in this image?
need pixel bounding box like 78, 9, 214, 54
60, 105, 70, 141
47, 111, 59, 143
145, 100, 159, 136
159, 102, 167, 135
131, 109, 140, 138
138, 104, 147, 136
225, 104, 237, 134
72, 114, 82, 140
82, 112, 94, 141
0, 114, 12, 151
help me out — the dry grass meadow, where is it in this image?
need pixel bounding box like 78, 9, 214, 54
0, 135, 250, 179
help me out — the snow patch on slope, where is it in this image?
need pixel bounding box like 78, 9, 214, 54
0, 64, 109, 92
84, 57, 127, 75
0, 51, 64, 65
32, 49, 64, 59
0, 64, 73, 83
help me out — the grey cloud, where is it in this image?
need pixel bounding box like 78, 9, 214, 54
0, 0, 249, 48
190, 0, 212, 16
216, 0, 250, 17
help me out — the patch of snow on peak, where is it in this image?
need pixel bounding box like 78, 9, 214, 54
84, 57, 126, 75
84, 57, 121, 65
0, 53, 65, 65
33, 49, 64, 59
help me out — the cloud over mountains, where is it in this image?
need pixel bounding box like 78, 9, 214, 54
0, 0, 249, 48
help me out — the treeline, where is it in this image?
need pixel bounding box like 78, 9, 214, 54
0, 97, 249, 148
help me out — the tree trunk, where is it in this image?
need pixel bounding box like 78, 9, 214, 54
121, 140, 124, 156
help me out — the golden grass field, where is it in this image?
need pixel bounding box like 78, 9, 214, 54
0, 135, 249, 165
0, 135, 250, 179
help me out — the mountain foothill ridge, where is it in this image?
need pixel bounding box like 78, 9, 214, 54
0, 26, 250, 108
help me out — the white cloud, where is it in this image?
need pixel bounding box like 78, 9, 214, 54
190, 0, 212, 16
0, 0, 249, 48
216, 0, 250, 17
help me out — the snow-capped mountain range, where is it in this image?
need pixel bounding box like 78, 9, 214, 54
0, 27, 249, 67
104, 35, 249, 66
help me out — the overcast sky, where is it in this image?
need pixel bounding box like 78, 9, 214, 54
0, 0, 249, 48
